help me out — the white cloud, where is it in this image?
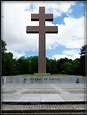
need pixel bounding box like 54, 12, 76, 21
24, 1, 76, 18
52, 49, 80, 60
6, 50, 25, 59
1, 1, 84, 59
57, 16, 85, 48
46, 16, 84, 50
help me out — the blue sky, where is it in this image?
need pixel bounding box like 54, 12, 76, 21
53, 2, 85, 25
2, 1, 85, 60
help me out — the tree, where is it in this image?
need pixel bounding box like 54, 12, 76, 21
2, 39, 86, 76
17, 56, 27, 74
56, 58, 72, 74
2, 52, 15, 75
71, 58, 81, 75
1, 40, 7, 53
1, 40, 17, 75
80, 45, 87, 56
17, 56, 38, 74
46, 58, 51, 73
79, 45, 87, 76
61, 62, 73, 74
51, 59, 57, 74
29, 56, 38, 74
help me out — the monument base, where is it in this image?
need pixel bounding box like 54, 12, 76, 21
34, 73, 50, 76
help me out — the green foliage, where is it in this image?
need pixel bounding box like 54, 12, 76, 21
2, 40, 85, 76
56, 58, 72, 74
1, 40, 7, 53
80, 45, 87, 56
46, 58, 57, 74
2, 52, 14, 75
79, 45, 86, 76
61, 62, 73, 74
15, 56, 38, 74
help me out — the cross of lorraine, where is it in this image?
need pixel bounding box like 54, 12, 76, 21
26, 7, 58, 74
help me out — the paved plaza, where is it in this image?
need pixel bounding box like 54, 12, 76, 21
1, 82, 86, 103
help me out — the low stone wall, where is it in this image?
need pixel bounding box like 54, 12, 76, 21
1, 76, 85, 84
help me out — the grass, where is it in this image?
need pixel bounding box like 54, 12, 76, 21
17, 74, 79, 77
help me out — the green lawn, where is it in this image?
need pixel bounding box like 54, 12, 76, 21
17, 74, 80, 77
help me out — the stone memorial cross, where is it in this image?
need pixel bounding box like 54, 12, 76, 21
26, 7, 58, 73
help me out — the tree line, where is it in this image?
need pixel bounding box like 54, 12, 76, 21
1, 40, 86, 76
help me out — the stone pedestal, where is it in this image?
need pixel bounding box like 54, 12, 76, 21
34, 73, 50, 76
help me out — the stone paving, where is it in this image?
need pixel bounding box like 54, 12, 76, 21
1, 83, 86, 103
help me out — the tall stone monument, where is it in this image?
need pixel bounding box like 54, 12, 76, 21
26, 7, 58, 73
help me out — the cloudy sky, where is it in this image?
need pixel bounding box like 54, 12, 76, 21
1, 1, 85, 60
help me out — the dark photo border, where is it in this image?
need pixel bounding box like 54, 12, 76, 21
1, 0, 87, 115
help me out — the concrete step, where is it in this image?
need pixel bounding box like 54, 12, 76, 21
1, 102, 86, 114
